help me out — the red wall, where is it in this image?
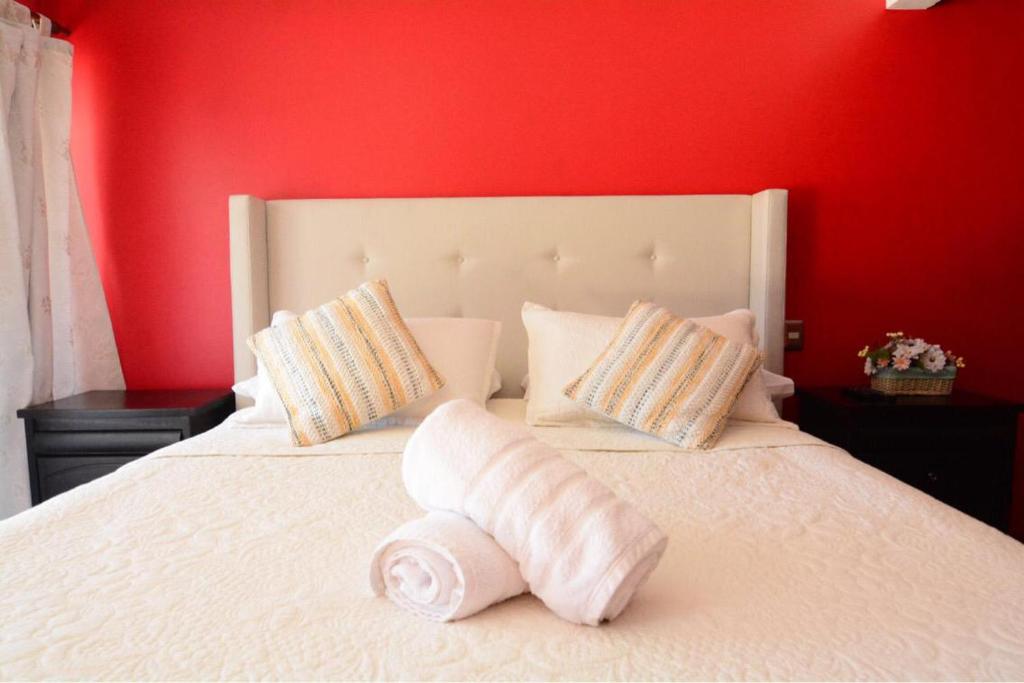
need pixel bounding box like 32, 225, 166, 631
38, 0, 1024, 400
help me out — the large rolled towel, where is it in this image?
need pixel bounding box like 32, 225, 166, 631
370, 511, 528, 621
403, 399, 667, 625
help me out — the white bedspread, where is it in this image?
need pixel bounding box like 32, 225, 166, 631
2, 400, 1023, 680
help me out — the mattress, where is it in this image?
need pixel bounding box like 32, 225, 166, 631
2, 399, 1023, 680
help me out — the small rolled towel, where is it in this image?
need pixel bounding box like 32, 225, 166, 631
369, 511, 528, 621
403, 399, 667, 625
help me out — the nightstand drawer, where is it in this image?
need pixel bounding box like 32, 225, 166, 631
36, 456, 139, 500
859, 450, 962, 493
850, 422, 1009, 454
32, 430, 182, 455
853, 449, 1009, 528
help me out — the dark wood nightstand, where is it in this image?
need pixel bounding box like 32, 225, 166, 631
797, 387, 1019, 531
17, 389, 235, 505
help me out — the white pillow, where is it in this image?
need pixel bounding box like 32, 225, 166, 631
232, 310, 298, 424
522, 302, 780, 427
234, 315, 502, 426
763, 370, 795, 399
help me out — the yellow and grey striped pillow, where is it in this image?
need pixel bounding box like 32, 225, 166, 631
563, 301, 762, 449
248, 280, 444, 446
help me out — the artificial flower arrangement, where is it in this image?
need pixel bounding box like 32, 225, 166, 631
858, 331, 965, 396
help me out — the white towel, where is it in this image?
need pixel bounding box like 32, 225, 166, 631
403, 399, 668, 625
369, 511, 528, 622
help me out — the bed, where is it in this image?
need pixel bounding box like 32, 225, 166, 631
2, 191, 1023, 680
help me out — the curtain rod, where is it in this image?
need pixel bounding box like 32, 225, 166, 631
30, 11, 71, 36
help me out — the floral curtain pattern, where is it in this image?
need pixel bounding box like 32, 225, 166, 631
0, 0, 123, 519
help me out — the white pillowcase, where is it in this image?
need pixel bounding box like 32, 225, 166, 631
522, 302, 780, 427
234, 315, 502, 426
233, 310, 298, 423
762, 370, 795, 399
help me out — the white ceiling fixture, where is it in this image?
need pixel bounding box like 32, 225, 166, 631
887, 0, 942, 8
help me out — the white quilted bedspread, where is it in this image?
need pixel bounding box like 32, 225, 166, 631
2, 400, 1023, 681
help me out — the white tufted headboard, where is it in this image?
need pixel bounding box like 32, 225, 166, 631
229, 191, 787, 397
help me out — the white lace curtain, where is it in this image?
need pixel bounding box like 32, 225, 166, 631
1, 1, 123, 518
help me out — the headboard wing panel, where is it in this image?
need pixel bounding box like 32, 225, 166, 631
230, 191, 787, 397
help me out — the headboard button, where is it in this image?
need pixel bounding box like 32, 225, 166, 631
552, 254, 560, 262
362, 256, 370, 264
650, 253, 657, 261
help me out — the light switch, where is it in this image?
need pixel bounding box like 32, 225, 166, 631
784, 320, 804, 351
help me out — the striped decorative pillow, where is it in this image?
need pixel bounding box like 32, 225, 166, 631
247, 280, 444, 445
563, 301, 762, 449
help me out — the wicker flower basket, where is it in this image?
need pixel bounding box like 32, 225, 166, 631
870, 368, 956, 396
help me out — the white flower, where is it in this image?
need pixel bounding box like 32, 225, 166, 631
905, 338, 928, 357
921, 345, 947, 372
864, 358, 875, 376
892, 344, 914, 360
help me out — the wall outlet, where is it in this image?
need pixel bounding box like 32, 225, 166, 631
784, 320, 804, 351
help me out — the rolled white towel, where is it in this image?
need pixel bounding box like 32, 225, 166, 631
403, 399, 667, 626
369, 511, 528, 622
